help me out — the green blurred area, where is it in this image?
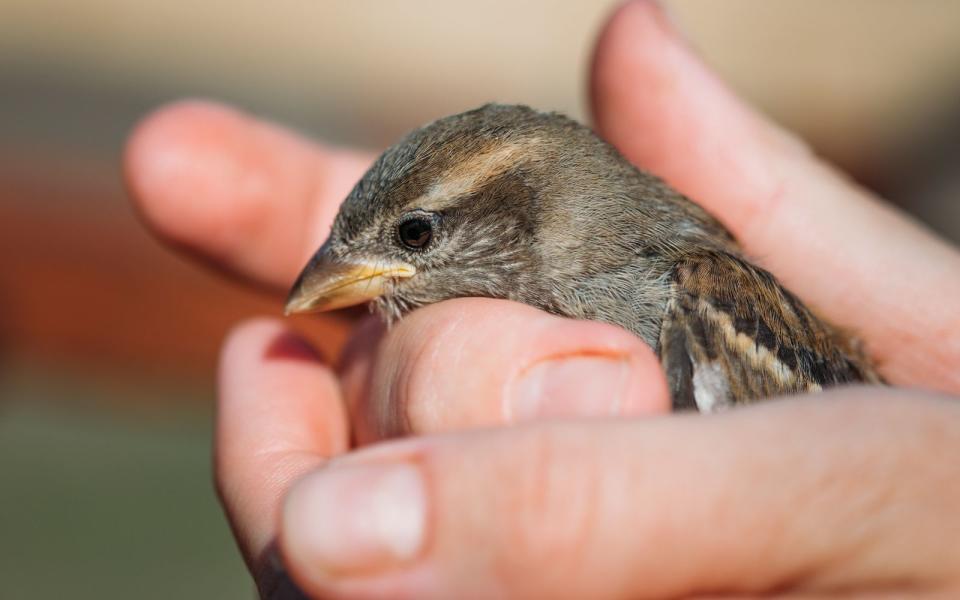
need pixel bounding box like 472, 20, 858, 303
0, 372, 250, 600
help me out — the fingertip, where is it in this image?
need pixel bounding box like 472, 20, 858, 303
217, 319, 348, 478
123, 99, 346, 288
591, 0, 727, 171
217, 318, 343, 441
220, 316, 291, 358
590, 0, 678, 142
125, 99, 253, 250
219, 316, 326, 374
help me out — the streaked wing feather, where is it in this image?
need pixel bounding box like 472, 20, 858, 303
658, 252, 878, 410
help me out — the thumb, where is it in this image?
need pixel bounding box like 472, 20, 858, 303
340, 298, 670, 444
280, 390, 960, 599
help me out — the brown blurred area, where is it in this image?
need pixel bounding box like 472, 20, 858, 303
1, 2, 958, 598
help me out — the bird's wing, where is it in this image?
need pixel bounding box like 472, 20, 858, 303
658, 251, 876, 411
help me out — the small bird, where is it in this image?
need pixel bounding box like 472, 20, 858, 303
285, 104, 879, 410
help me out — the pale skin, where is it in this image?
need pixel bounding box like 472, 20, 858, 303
124, 1, 960, 598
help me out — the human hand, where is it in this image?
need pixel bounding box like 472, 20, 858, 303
124, 0, 960, 597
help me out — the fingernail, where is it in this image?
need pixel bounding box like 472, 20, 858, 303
283, 462, 427, 576
508, 355, 631, 422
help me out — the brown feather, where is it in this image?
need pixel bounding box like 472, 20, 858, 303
659, 251, 880, 410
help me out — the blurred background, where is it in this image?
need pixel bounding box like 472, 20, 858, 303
1, 1, 959, 598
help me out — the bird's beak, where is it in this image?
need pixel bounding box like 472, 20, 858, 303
284, 249, 416, 315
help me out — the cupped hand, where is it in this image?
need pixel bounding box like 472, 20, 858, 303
124, 0, 960, 597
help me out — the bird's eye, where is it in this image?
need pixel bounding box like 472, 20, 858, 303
398, 216, 433, 249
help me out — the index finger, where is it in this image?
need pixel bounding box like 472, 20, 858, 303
124, 100, 374, 290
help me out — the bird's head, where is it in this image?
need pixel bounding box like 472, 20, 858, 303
285, 104, 722, 322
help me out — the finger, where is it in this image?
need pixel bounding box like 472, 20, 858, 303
338, 298, 670, 445
280, 389, 960, 599
215, 318, 349, 588
125, 100, 375, 289
590, 0, 960, 392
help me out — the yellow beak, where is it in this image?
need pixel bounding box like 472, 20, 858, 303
284, 252, 416, 315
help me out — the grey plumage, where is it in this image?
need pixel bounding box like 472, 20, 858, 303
287, 104, 879, 409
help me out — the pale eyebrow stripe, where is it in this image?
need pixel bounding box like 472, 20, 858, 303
410, 140, 537, 211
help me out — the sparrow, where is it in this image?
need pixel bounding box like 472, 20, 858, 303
285, 104, 880, 411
